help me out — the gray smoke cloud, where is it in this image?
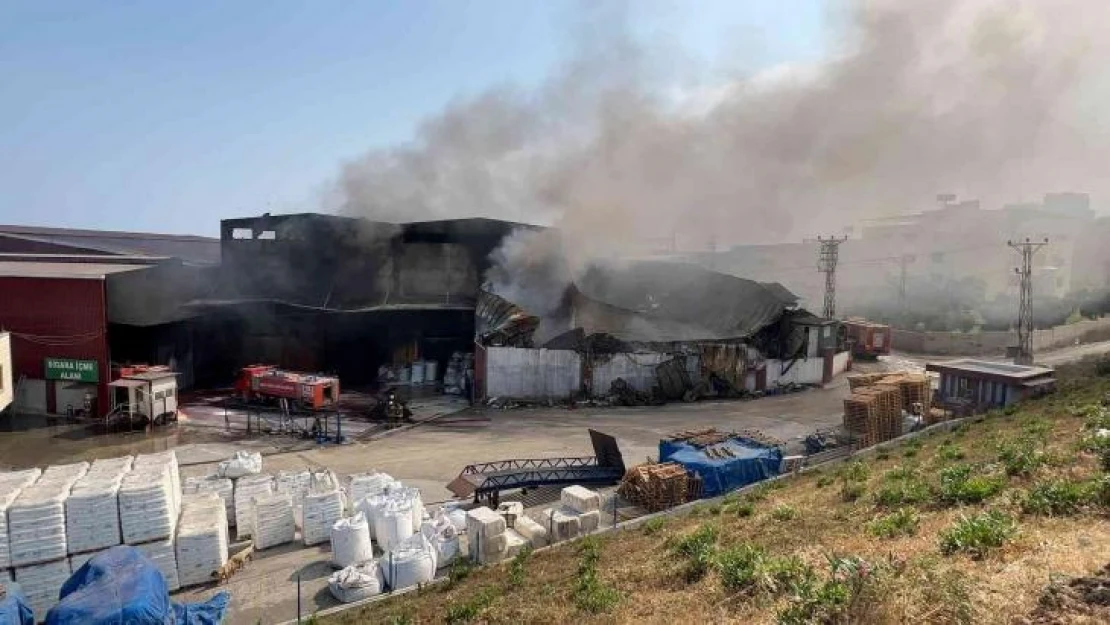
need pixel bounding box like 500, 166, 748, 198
332, 0, 1110, 308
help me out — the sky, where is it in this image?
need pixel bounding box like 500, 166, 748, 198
0, 1, 828, 236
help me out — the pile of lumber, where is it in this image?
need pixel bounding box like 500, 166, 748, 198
618, 463, 694, 512
847, 373, 887, 391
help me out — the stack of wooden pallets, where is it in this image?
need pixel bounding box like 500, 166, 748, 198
618, 463, 693, 512
843, 390, 882, 447
847, 373, 887, 391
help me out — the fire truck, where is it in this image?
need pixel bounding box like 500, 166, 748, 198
842, 318, 893, 359
235, 365, 340, 410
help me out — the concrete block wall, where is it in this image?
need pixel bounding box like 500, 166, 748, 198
892, 316, 1110, 356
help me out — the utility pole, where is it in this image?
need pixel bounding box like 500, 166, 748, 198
816, 236, 848, 319
1008, 237, 1049, 365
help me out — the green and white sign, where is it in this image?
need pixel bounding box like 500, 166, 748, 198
44, 358, 99, 383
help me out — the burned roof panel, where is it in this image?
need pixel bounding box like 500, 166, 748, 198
570, 261, 792, 342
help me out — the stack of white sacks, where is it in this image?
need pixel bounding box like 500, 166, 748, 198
233, 474, 274, 540
16, 558, 71, 618
8, 462, 87, 568
182, 475, 234, 526
176, 493, 229, 587
137, 538, 181, 592
540, 486, 601, 544
8, 462, 87, 619
120, 453, 183, 593
275, 470, 311, 529
66, 456, 132, 556
250, 493, 295, 550
302, 473, 345, 547
419, 511, 461, 567
0, 468, 41, 571
381, 533, 436, 591
119, 453, 180, 545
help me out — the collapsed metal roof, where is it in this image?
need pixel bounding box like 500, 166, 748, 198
484, 260, 805, 345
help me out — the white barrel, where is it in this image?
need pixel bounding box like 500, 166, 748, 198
410, 361, 426, 384
425, 361, 438, 383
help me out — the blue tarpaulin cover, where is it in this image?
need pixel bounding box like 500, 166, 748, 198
659, 437, 782, 498
0, 582, 34, 625
45, 546, 230, 625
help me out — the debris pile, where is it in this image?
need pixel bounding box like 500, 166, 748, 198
617, 462, 694, 512
1018, 562, 1110, 624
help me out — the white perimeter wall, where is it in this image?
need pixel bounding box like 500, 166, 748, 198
484, 347, 581, 399
833, 351, 851, 376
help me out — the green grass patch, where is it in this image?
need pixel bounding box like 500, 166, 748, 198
937, 464, 1005, 505
444, 588, 498, 624
867, 508, 920, 538
997, 437, 1047, 477
770, 504, 799, 521
641, 516, 669, 535
507, 546, 533, 588
670, 524, 719, 582
939, 510, 1018, 559
575, 538, 620, 613
1020, 480, 1093, 516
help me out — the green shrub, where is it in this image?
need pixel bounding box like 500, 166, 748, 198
641, 517, 669, 535
770, 505, 798, 521
717, 543, 768, 592
507, 546, 533, 588
939, 511, 1018, 558
816, 475, 835, 488
839, 461, 870, 502
867, 508, 920, 538
937, 464, 1005, 505
997, 437, 1047, 477
874, 479, 932, 507
876, 450, 891, 460
937, 441, 966, 462
733, 501, 755, 517
575, 538, 620, 613
670, 525, 719, 582
776, 555, 883, 625
1020, 480, 1092, 516
708, 505, 722, 516
884, 465, 920, 481
447, 557, 474, 587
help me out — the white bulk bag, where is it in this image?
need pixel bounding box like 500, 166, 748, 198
381, 535, 435, 591
233, 474, 274, 540
420, 515, 460, 569
400, 487, 425, 533
328, 562, 383, 603
346, 472, 396, 509
377, 500, 414, 552
217, 451, 263, 479
330, 513, 374, 568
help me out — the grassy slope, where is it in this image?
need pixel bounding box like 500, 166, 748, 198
325, 367, 1110, 625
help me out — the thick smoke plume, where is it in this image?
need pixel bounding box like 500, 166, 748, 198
334, 0, 1110, 310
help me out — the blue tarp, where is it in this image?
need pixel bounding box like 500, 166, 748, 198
45, 546, 229, 625
0, 582, 34, 625
659, 437, 782, 498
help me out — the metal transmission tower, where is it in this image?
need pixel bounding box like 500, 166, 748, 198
1007, 237, 1048, 365
816, 236, 848, 319
897, 254, 915, 316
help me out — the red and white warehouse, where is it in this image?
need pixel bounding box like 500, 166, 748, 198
0, 225, 220, 418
